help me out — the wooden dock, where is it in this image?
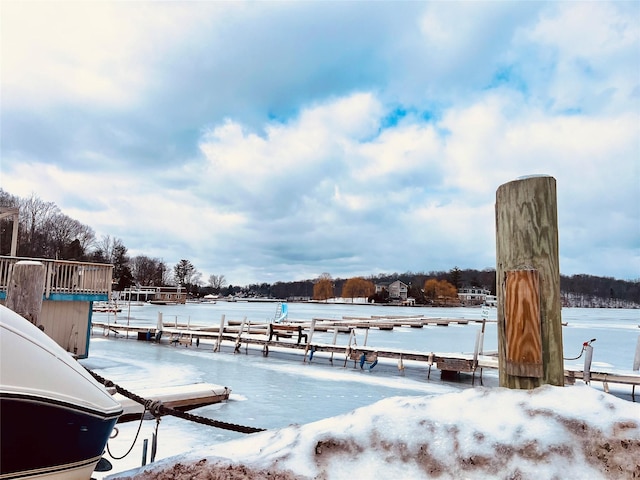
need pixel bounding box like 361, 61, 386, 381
92, 314, 500, 386
114, 383, 231, 423
91, 314, 640, 398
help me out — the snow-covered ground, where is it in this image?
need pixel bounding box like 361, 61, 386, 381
109, 385, 640, 479
90, 304, 639, 479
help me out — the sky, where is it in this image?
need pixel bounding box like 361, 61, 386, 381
109, 385, 640, 479
2, 1, 639, 286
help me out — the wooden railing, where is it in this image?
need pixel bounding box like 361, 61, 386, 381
0, 256, 113, 299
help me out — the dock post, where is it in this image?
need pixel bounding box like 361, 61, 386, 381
303, 318, 317, 363
151, 430, 158, 462
141, 438, 148, 466
235, 316, 247, 353
245, 320, 251, 353
496, 175, 564, 388
330, 328, 339, 363
583, 343, 593, 384
156, 312, 163, 342
398, 354, 405, 375
632, 336, 640, 400
344, 329, 355, 367
6, 260, 46, 326
214, 314, 225, 352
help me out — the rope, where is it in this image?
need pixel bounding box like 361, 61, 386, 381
107, 408, 147, 460
86, 368, 266, 434
564, 339, 596, 361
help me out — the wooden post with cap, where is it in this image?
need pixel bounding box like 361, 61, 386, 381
495, 175, 564, 388
6, 260, 46, 327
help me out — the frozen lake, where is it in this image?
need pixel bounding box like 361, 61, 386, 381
82, 303, 639, 478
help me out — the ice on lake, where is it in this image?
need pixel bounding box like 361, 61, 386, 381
83, 303, 639, 478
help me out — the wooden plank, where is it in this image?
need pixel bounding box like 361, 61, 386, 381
565, 368, 640, 386
505, 269, 543, 378
115, 383, 231, 423
436, 357, 472, 373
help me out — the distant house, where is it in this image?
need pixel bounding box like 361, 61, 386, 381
458, 287, 491, 306
389, 280, 408, 300
122, 286, 158, 303
150, 286, 187, 304
484, 294, 497, 307
122, 286, 187, 304
376, 280, 409, 302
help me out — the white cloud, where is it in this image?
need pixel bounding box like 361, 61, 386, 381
1, 2, 222, 109
515, 2, 640, 114
1, 1, 638, 284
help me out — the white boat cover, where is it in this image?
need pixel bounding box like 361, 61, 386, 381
0, 304, 122, 417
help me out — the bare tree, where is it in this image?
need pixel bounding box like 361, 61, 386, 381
18, 193, 59, 257
131, 255, 166, 286
92, 235, 115, 263
208, 274, 227, 292
1, 189, 21, 255
46, 213, 95, 260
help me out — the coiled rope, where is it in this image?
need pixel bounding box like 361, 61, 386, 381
86, 368, 266, 434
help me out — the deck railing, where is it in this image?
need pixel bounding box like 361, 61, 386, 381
0, 256, 113, 299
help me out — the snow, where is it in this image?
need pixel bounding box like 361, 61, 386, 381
108, 385, 640, 479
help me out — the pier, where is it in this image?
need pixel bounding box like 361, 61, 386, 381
92, 312, 640, 398
93, 313, 499, 386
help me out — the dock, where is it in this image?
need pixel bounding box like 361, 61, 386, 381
91, 313, 640, 399
114, 383, 231, 423
92, 314, 500, 386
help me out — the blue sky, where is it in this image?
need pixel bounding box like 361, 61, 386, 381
2, 1, 639, 285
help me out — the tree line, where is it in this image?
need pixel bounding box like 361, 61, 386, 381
243, 268, 640, 307
1, 190, 638, 306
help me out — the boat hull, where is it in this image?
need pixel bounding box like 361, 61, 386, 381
0, 395, 119, 480
1, 304, 122, 480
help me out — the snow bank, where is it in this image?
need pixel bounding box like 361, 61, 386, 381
109, 385, 640, 479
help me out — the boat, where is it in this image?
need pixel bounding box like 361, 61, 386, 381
201, 294, 218, 303
0, 304, 123, 479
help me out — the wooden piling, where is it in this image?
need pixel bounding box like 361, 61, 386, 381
214, 315, 225, 352
496, 175, 564, 388
303, 318, 317, 362
6, 260, 46, 326
235, 316, 247, 353
330, 328, 339, 363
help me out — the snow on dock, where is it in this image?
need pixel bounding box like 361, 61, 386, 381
114, 383, 231, 423
92, 311, 640, 398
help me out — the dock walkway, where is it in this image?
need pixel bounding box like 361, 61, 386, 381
92, 313, 640, 399
93, 314, 495, 384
